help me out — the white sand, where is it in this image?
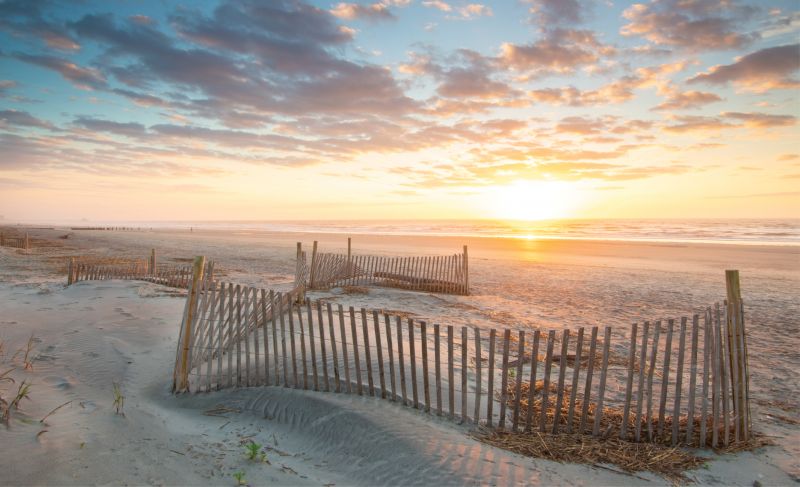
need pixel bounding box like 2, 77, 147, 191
0, 228, 797, 485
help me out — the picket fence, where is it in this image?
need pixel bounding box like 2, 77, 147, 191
295, 239, 469, 296
0, 232, 30, 250
173, 257, 751, 448
66, 249, 195, 289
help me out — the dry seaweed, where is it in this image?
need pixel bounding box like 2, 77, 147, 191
474, 428, 706, 483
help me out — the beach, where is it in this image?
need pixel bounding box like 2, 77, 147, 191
0, 226, 798, 485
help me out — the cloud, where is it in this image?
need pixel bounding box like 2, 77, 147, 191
525, 0, 588, 27
421, 1, 491, 19
330, 3, 396, 22
687, 44, 800, 93
0, 109, 54, 129
408, 49, 518, 100
499, 29, 614, 77
66, 2, 417, 119
0, 0, 80, 51
422, 1, 452, 12
721, 112, 797, 127
663, 115, 736, 133
458, 4, 493, 19
653, 90, 722, 110
13, 53, 106, 90
0, 79, 18, 98
620, 0, 758, 51
528, 61, 689, 106
73, 117, 147, 137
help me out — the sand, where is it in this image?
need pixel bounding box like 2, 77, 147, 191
0, 226, 797, 485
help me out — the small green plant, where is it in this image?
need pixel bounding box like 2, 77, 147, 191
232, 471, 246, 486
244, 441, 268, 463
112, 382, 124, 415
0, 367, 14, 384
508, 369, 516, 380
14, 334, 37, 370
2, 380, 31, 423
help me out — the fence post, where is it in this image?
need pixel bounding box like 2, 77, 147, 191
0, 232, 4, 246
310, 241, 318, 289
347, 237, 352, 274
462, 245, 469, 295
725, 269, 748, 439
173, 255, 206, 392
24, 233, 30, 251
150, 249, 157, 274
67, 257, 74, 285
295, 242, 305, 302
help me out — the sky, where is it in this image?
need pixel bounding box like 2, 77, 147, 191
0, 0, 798, 223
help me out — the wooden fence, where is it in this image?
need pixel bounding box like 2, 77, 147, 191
0, 232, 30, 250
296, 239, 469, 296
173, 259, 751, 448
66, 249, 195, 289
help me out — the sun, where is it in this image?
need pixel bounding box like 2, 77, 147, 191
483, 180, 582, 221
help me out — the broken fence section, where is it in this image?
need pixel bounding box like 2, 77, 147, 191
0, 231, 30, 250
65, 249, 197, 290
296, 238, 469, 296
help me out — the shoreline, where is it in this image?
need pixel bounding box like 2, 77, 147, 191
4, 220, 798, 248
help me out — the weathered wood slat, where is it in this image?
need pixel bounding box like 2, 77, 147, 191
566, 327, 584, 434
634, 322, 650, 442
511, 330, 525, 431
712, 305, 721, 448
338, 305, 351, 393
434, 323, 443, 415
448, 325, 455, 420
228, 283, 236, 388
373, 310, 386, 399
657, 319, 675, 438
384, 314, 396, 401
421, 321, 430, 411
672, 317, 687, 445
719, 303, 730, 446
307, 299, 319, 391
474, 327, 482, 424
487, 329, 497, 428
361, 308, 374, 396
328, 303, 340, 392
396, 315, 407, 405
646, 321, 662, 441
297, 300, 308, 390
318, 301, 329, 392
409, 319, 418, 408
461, 326, 468, 423
525, 330, 541, 433
553, 329, 570, 434
350, 307, 363, 395
593, 326, 612, 436
540, 330, 555, 433
499, 329, 511, 429
700, 310, 710, 447
621, 323, 638, 439
579, 326, 599, 434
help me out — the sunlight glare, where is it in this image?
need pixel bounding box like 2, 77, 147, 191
484, 180, 581, 221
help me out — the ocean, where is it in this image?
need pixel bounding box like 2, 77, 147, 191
54, 218, 800, 246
